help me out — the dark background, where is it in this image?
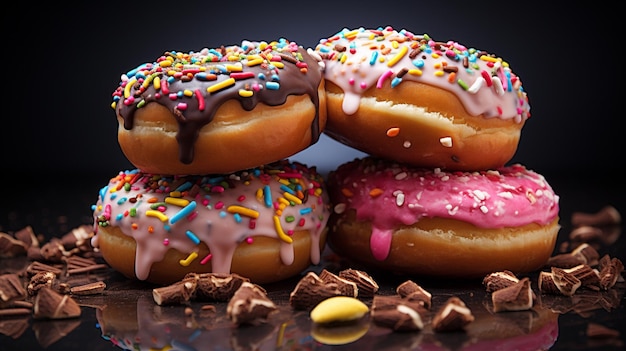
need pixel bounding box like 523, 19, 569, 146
6, 2, 623, 180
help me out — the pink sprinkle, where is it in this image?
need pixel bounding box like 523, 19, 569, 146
200, 254, 212, 265
237, 195, 246, 202
123, 97, 135, 106
376, 70, 393, 89
211, 185, 225, 193
481, 70, 493, 87
497, 106, 503, 115
176, 103, 187, 110
168, 93, 178, 100
157, 206, 166, 212
360, 82, 367, 89
246, 237, 254, 244
201, 198, 209, 206
249, 219, 256, 229
287, 229, 294, 236
163, 238, 170, 246
349, 78, 355, 85
298, 218, 305, 226
215, 201, 224, 209
187, 211, 198, 221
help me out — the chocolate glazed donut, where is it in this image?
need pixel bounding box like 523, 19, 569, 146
113, 39, 327, 175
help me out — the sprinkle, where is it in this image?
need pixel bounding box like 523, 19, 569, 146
194, 89, 205, 111
165, 197, 190, 207
266, 81, 280, 90
238, 89, 253, 97
299, 207, 312, 215
386, 127, 400, 137
263, 185, 272, 207
369, 188, 384, 197
146, 210, 168, 222
457, 79, 469, 90
377, 69, 393, 88
185, 230, 200, 244
169, 201, 197, 224
467, 77, 485, 94
283, 192, 303, 204
206, 78, 235, 93
440, 137, 453, 147
280, 185, 296, 195
387, 45, 408, 67
273, 216, 293, 243
227, 205, 260, 218
200, 254, 212, 264
369, 51, 378, 65
179, 252, 198, 266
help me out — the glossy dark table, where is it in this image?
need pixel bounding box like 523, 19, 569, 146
1, 171, 624, 351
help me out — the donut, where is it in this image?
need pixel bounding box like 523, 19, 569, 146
314, 26, 530, 171
90, 160, 330, 285
112, 38, 327, 175
326, 157, 560, 278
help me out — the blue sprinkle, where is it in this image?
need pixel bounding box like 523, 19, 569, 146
175, 181, 193, 192
266, 82, 280, 90
264, 185, 272, 208
116, 214, 123, 221
233, 213, 242, 223
299, 207, 312, 215
280, 184, 295, 195
391, 77, 402, 88
412, 59, 424, 68
369, 51, 378, 65
116, 197, 127, 205
186, 230, 200, 244
219, 211, 227, 218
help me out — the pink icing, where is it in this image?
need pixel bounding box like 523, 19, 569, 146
91, 160, 330, 281
328, 158, 559, 261
315, 26, 530, 122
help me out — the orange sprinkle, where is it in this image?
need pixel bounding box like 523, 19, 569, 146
148, 226, 154, 233
369, 188, 384, 197
386, 127, 400, 137
131, 223, 138, 230
341, 188, 354, 197
448, 72, 456, 83
147, 197, 158, 203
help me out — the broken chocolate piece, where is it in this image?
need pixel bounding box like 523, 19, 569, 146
371, 295, 425, 332
289, 271, 344, 311
571, 205, 621, 227
482, 270, 519, 293
550, 267, 582, 296
0, 273, 27, 305
227, 282, 277, 326
571, 243, 600, 266
0, 232, 28, 258
188, 272, 249, 301
431, 297, 474, 332
396, 280, 432, 309
338, 268, 379, 297
563, 264, 601, 291
70, 281, 106, 295
152, 275, 198, 305
598, 255, 624, 290
491, 277, 533, 312
26, 261, 63, 276
27, 271, 57, 296
33, 287, 81, 319
319, 269, 358, 298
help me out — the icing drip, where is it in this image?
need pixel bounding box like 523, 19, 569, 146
112, 39, 324, 164
315, 26, 530, 121
328, 158, 559, 261
91, 160, 330, 281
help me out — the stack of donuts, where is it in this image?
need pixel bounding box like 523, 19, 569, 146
93, 26, 560, 285
317, 27, 561, 278
91, 39, 332, 285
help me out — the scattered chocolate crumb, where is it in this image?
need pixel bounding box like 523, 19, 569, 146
70, 281, 106, 296
338, 268, 379, 297
431, 297, 474, 332
152, 275, 198, 306
571, 206, 621, 227
227, 282, 277, 326
396, 280, 432, 309
587, 322, 620, 339
319, 269, 358, 298
371, 295, 425, 332
188, 272, 250, 302
482, 270, 519, 293
0, 273, 27, 305
289, 271, 345, 311
491, 277, 533, 312
33, 287, 81, 320
597, 255, 624, 290
27, 271, 57, 296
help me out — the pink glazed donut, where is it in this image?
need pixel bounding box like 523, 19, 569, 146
326, 157, 560, 278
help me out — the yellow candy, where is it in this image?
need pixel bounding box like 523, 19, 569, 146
310, 296, 369, 324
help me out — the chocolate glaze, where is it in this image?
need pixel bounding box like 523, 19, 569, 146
113, 41, 323, 164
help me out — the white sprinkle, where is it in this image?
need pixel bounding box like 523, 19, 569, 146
439, 137, 453, 147
497, 192, 513, 199
395, 172, 408, 180
467, 76, 485, 94
472, 189, 488, 201
480, 205, 489, 213
334, 203, 346, 214
396, 192, 405, 206
446, 204, 459, 215
403, 140, 412, 148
